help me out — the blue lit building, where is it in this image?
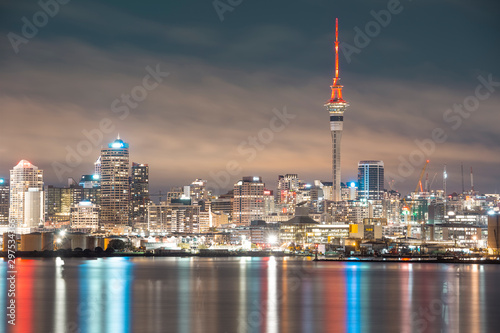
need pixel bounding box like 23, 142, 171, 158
357, 161, 384, 201
100, 136, 130, 230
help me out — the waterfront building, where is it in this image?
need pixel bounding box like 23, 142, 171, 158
148, 199, 200, 234
130, 163, 150, 226
70, 201, 99, 232
9, 160, 44, 229
233, 176, 264, 226
46, 184, 100, 225
100, 136, 130, 229
0, 178, 9, 225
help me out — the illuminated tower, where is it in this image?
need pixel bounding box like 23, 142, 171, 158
100, 136, 130, 230
325, 18, 349, 202
130, 163, 150, 225
9, 160, 44, 229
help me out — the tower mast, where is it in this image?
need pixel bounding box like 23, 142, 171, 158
325, 18, 349, 202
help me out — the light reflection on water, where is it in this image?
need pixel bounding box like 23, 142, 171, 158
1, 257, 500, 333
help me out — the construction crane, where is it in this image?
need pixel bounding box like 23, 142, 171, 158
415, 160, 430, 194
429, 172, 438, 190
402, 160, 430, 238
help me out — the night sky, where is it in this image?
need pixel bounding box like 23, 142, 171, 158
1, 0, 499, 195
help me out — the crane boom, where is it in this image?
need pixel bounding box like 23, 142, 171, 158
415, 160, 430, 193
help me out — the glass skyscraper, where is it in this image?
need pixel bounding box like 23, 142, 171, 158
357, 160, 384, 201
100, 136, 130, 230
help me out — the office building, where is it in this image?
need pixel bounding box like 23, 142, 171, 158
130, 163, 150, 225
148, 199, 200, 234
358, 160, 384, 201
0, 178, 9, 225
9, 160, 44, 229
100, 136, 130, 229
233, 176, 265, 226
70, 200, 99, 232
45, 184, 100, 225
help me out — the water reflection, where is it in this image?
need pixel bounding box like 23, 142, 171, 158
0, 262, 6, 329
77, 258, 133, 333
267, 257, 278, 333
15, 259, 34, 333
1, 258, 500, 333
54, 257, 66, 333
178, 259, 191, 333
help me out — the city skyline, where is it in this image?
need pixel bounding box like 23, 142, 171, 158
1, 1, 499, 195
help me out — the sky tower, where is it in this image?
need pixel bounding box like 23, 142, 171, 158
325, 18, 349, 202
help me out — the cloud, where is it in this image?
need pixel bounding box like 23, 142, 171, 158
0, 2, 499, 195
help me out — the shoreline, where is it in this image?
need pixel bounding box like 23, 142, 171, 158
2, 251, 500, 264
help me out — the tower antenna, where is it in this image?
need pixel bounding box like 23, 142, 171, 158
461, 163, 465, 194
470, 167, 474, 193
335, 18, 339, 82
324, 18, 349, 202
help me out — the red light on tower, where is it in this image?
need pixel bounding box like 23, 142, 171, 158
330, 18, 345, 103
335, 18, 339, 82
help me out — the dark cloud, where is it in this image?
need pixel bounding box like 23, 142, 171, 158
0, 0, 499, 195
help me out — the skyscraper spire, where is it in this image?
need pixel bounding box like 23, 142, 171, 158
325, 18, 349, 202
330, 18, 346, 103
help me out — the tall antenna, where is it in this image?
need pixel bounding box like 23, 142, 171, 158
461, 163, 464, 194
335, 18, 339, 81
330, 18, 345, 102
443, 165, 447, 215
470, 167, 474, 193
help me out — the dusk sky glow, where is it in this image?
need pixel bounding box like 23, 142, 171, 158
1, 0, 499, 195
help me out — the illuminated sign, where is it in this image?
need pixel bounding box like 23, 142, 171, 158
108, 139, 129, 149
0, 178, 4, 184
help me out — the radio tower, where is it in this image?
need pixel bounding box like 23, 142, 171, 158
325, 18, 349, 202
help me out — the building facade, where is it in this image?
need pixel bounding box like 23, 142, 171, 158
70, 201, 99, 232
130, 163, 150, 225
0, 178, 9, 225
358, 160, 384, 201
233, 176, 265, 226
100, 137, 130, 229
9, 160, 44, 229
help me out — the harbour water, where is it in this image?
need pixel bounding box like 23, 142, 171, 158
2, 257, 500, 332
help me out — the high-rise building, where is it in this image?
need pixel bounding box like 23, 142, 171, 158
358, 160, 385, 201
324, 19, 349, 202
100, 136, 130, 229
94, 156, 101, 177
79, 174, 100, 189
211, 190, 233, 222
0, 178, 9, 225
45, 184, 100, 225
9, 160, 44, 229
233, 176, 265, 226
147, 199, 200, 234
130, 163, 150, 225
277, 174, 300, 192
70, 200, 99, 232
190, 179, 209, 202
